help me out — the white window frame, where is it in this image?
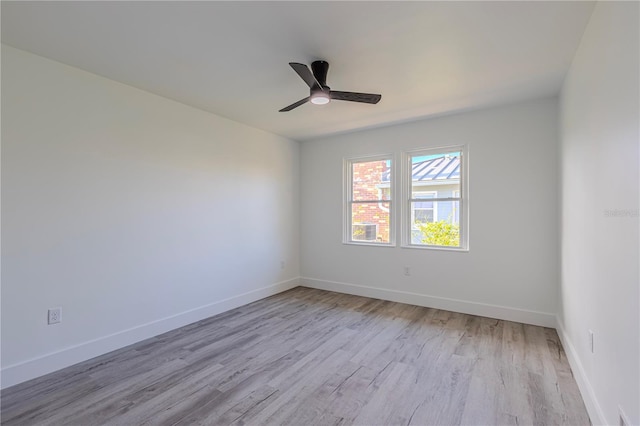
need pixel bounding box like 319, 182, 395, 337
402, 146, 468, 251
343, 154, 395, 246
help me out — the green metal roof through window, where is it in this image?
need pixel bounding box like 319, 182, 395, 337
381, 154, 460, 182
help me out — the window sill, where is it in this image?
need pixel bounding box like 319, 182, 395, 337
401, 244, 469, 252
343, 241, 396, 248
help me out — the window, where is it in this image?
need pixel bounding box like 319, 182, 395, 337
344, 155, 393, 245
404, 147, 467, 249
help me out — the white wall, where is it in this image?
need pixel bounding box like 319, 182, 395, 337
1, 45, 300, 388
300, 98, 559, 326
558, 2, 639, 425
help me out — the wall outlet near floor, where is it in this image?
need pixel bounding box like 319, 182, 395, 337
280, 260, 285, 270
48, 307, 62, 325
403, 266, 411, 276
588, 329, 594, 353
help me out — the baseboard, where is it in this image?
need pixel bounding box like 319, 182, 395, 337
300, 277, 556, 328
555, 317, 606, 426
1, 277, 300, 390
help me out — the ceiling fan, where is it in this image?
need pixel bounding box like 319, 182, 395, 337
279, 61, 382, 112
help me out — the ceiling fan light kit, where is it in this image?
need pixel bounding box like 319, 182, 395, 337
310, 91, 330, 105
279, 60, 381, 112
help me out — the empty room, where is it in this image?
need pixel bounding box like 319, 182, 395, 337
1, 1, 638, 425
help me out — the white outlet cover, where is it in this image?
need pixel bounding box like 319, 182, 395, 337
48, 307, 62, 324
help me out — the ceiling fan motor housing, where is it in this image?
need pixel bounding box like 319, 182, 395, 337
311, 60, 330, 89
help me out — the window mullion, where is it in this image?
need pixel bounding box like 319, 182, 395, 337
409, 197, 459, 203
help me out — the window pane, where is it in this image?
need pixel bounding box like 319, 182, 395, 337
414, 209, 434, 223
411, 152, 460, 197
411, 200, 460, 247
351, 201, 390, 243
414, 192, 435, 209
352, 160, 391, 201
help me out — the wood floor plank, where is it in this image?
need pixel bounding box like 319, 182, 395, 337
1, 287, 590, 425
120, 363, 227, 425
406, 354, 475, 426
317, 362, 396, 424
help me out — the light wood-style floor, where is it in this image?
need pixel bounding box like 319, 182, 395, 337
1, 287, 590, 426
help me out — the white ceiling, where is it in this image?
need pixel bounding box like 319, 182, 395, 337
2, 1, 595, 141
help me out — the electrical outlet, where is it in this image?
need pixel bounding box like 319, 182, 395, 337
48, 307, 62, 325
280, 261, 285, 269
403, 266, 411, 276
588, 329, 594, 353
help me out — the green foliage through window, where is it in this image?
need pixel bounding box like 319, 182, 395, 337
416, 220, 460, 247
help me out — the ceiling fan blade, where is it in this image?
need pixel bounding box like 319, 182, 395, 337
279, 96, 310, 112
289, 63, 321, 89
330, 91, 382, 104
